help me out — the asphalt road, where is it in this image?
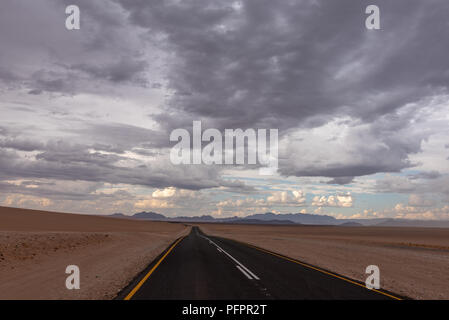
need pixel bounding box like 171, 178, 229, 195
118, 226, 399, 300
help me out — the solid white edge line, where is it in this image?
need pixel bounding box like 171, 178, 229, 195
236, 265, 253, 280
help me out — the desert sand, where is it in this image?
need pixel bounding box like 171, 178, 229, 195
0, 206, 189, 299
3, 206, 448, 300
199, 223, 449, 299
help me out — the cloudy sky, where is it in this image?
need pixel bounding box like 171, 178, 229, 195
1, 0, 448, 219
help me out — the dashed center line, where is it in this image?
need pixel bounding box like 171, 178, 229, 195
236, 265, 253, 279
200, 234, 260, 280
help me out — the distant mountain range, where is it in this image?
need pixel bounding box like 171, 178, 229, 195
108, 211, 449, 228
124, 211, 296, 225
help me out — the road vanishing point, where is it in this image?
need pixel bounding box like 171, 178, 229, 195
117, 226, 401, 300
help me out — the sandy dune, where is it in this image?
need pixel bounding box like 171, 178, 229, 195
199, 223, 449, 300
0, 206, 189, 299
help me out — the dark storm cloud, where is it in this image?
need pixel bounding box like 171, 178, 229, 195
117, 0, 449, 127
116, 0, 449, 178
374, 175, 449, 200
326, 176, 355, 185
218, 180, 257, 194
30, 75, 70, 94
0, 0, 151, 95
72, 122, 169, 151
0, 138, 45, 152
35, 146, 126, 167
0, 144, 230, 190
279, 97, 434, 178
0, 180, 133, 201
70, 58, 149, 85
284, 163, 408, 178
0, 125, 233, 190
0, 67, 20, 83
408, 171, 442, 180
1, 0, 448, 189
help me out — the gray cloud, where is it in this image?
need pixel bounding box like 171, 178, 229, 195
326, 176, 355, 185
72, 123, 169, 150
408, 171, 441, 180
0, 124, 234, 190
1, 155, 223, 191
1, 0, 448, 216
0, 138, 45, 152
114, 0, 449, 178
0, 0, 153, 96
0, 144, 230, 191
70, 58, 149, 86
374, 174, 449, 201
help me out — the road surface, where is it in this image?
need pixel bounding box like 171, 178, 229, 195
118, 226, 400, 300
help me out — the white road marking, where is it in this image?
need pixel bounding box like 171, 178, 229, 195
200, 234, 260, 280
236, 265, 253, 279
